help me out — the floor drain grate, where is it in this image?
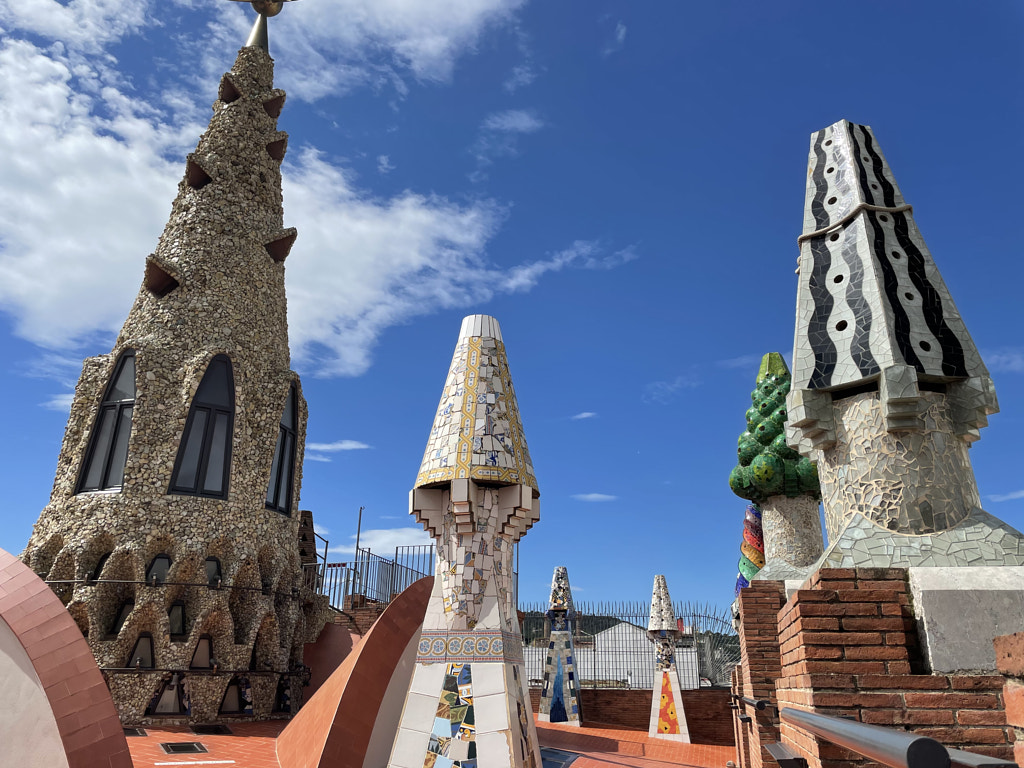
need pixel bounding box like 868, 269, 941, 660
160, 742, 209, 755
191, 724, 232, 735
122, 728, 147, 737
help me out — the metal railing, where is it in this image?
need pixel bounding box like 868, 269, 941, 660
315, 545, 435, 611
519, 601, 739, 690
779, 708, 1016, 768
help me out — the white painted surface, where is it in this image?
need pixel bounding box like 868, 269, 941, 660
367, 625, 421, 768
0, 615, 70, 768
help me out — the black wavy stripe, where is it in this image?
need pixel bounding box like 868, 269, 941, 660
848, 124, 875, 206
810, 130, 830, 229
857, 124, 896, 207
807, 237, 837, 388
892, 212, 967, 376
839, 226, 880, 377
867, 211, 923, 371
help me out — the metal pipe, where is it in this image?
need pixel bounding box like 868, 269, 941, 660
731, 694, 770, 711
947, 748, 1017, 768
780, 708, 950, 768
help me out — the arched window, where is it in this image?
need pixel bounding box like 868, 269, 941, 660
110, 600, 134, 637
265, 385, 298, 515
190, 636, 213, 669
168, 602, 186, 638
77, 351, 136, 493
146, 673, 186, 715
205, 558, 222, 588
128, 633, 155, 668
87, 552, 111, 584
219, 676, 253, 715
170, 355, 234, 497
146, 554, 172, 585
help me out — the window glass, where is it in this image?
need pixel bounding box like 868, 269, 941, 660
170, 356, 233, 497
150, 675, 185, 715
265, 433, 284, 506
191, 637, 212, 668
90, 552, 111, 583
265, 385, 298, 515
112, 601, 134, 635
147, 554, 171, 584
205, 558, 221, 586
221, 681, 241, 713
169, 603, 185, 636
129, 635, 154, 668
78, 351, 136, 493
281, 388, 295, 429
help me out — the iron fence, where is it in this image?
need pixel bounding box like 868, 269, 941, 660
518, 600, 740, 690
314, 545, 436, 610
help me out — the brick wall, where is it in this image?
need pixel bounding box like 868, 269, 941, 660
734, 580, 786, 768
527, 686, 734, 745
774, 568, 1014, 768
995, 631, 1024, 767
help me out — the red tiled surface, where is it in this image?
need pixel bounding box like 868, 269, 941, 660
0, 547, 132, 768
276, 576, 433, 768
303, 623, 361, 699
536, 717, 737, 768
126, 721, 286, 767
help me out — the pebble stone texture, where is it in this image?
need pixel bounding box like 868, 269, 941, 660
786, 120, 1024, 569
20, 39, 327, 724
390, 315, 541, 768
646, 576, 690, 743
537, 567, 583, 726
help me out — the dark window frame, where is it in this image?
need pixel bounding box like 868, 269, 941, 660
169, 355, 235, 498
110, 600, 135, 637
265, 384, 298, 516
168, 601, 186, 639
205, 557, 222, 588
146, 554, 172, 585
128, 632, 155, 668
190, 634, 214, 669
76, 350, 136, 493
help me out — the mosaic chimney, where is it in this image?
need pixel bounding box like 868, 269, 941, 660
388, 314, 542, 768
787, 119, 1024, 568
537, 566, 583, 726
22, 15, 327, 724
646, 575, 690, 742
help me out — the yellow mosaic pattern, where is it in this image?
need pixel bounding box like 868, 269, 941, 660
416, 327, 537, 490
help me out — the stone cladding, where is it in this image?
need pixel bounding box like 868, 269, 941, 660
21, 44, 326, 724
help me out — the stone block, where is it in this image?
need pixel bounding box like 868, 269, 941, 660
909, 566, 1024, 672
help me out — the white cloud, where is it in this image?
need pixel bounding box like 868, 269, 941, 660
306, 440, 372, 452
481, 109, 543, 133
643, 374, 700, 404
328, 526, 430, 555
572, 493, 617, 502
503, 241, 637, 292
377, 154, 395, 174
571, 411, 597, 420
986, 350, 1024, 373
503, 63, 535, 93
988, 490, 1024, 503
471, 108, 544, 177
304, 454, 333, 463
603, 21, 627, 56
40, 393, 75, 411
313, 522, 330, 536
0, 0, 154, 53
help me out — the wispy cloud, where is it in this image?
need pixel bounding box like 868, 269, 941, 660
503, 241, 638, 292
305, 454, 333, 463
571, 411, 597, 420
503, 27, 537, 93
572, 493, 617, 502
603, 21, 627, 56
988, 490, 1024, 503
986, 349, 1024, 373
307, 440, 372, 452
313, 523, 329, 536
470, 108, 544, 179
327, 526, 431, 555
377, 154, 395, 174
642, 374, 701, 404
40, 393, 75, 412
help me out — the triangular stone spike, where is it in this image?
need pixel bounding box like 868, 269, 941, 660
538, 567, 583, 726
646, 576, 690, 742
390, 315, 542, 768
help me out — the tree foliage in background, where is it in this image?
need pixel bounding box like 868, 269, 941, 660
728, 353, 820, 503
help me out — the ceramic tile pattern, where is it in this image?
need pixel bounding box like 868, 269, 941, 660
20, 40, 328, 724
538, 568, 583, 725
787, 120, 1024, 571
645, 576, 690, 742
392, 315, 542, 768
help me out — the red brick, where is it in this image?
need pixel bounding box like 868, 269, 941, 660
1005, 680, 1024, 728
840, 617, 905, 632
800, 631, 883, 645
845, 645, 909, 661
810, 692, 902, 708
958, 709, 1008, 726
835, 589, 902, 603
995, 632, 1024, 677
886, 661, 912, 674
951, 675, 1005, 691
813, 568, 857, 581
913, 727, 1009, 745
856, 674, 949, 690
904, 692, 1001, 709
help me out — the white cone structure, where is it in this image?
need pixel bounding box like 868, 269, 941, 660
389, 315, 541, 768
537, 567, 583, 726
646, 576, 690, 742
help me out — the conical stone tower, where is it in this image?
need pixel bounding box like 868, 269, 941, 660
647, 575, 690, 742
389, 314, 541, 768
787, 119, 1024, 567
21, 20, 327, 723
537, 566, 583, 726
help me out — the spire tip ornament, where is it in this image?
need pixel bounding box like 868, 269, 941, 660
227, 0, 300, 52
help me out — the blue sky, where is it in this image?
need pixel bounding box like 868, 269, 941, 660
1, 1, 1022, 609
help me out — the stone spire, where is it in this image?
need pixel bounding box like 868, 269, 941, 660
22, 39, 325, 724
390, 314, 541, 768
538, 567, 583, 726
785, 120, 1024, 569
646, 576, 690, 742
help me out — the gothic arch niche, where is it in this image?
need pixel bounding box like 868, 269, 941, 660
67, 600, 91, 639
115, 602, 166, 670
250, 612, 280, 672
164, 583, 202, 642
92, 549, 137, 638
168, 551, 203, 587
79, 533, 115, 582
257, 545, 281, 596
146, 673, 190, 717
170, 354, 235, 498
46, 548, 76, 605
139, 535, 177, 582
